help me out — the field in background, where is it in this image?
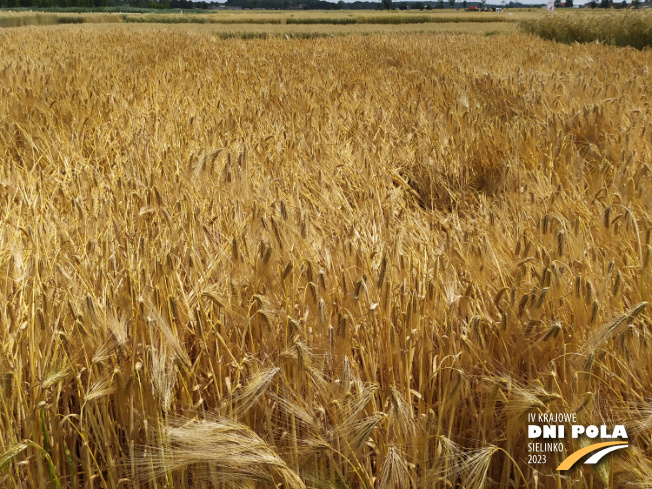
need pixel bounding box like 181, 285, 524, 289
0, 8, 588, 29
1, 9, 647, 41
5, 18, 513, 35
0, 22, 651, 489
0, 10, 122, 26
521, 9, 652, 48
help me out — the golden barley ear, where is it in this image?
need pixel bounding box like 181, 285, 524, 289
136, 416, 305, 489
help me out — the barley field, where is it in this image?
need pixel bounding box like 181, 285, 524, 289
0, 23, 651, 489
521, 9, 652, 49
0, 10, 537, 29
0, 10, 529, 35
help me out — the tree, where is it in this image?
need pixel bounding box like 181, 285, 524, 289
448, 0, 454, 8
426, 2, 433, 8
566, 0, 573, 7
462, 0, 466, 7
382, 0, 392, 9
413, 1, 424, 8
554, 0, 561, 6
632, 0, 640, 6
437, 0, 444, 7
600, 0, 610, 7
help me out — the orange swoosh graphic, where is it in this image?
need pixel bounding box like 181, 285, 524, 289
557, 441, 628, 470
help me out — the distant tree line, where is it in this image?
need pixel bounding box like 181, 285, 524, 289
0, 0, 553, 10
0, 0, 214, 7
586, 0, 638, 7
220, 0, 442, 8
221, 0, 519, 8
222, 0, 379, 8
0, 0, 374, 7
